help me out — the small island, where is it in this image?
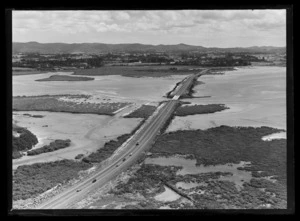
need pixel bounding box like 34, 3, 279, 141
35, 75, 94, 81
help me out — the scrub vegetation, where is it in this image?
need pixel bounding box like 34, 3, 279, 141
123, 105, 157, 119
82, 120, 145, 163
13, 125, 38, 159
109, 126, 287, 209
13, 95, 130, 116
13, 159, 92, 201
82, 134, 132, 164
27, 139, 71, 156
23, 113, 44, 118
174, 104, 229, 116
35, 74, 94, 81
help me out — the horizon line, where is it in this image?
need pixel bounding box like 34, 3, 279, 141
12, 41, 286, 49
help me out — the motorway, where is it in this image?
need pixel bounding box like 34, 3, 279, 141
36, 70, 207, 209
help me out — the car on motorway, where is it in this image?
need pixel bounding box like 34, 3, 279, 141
116, 164, 119, 167
92, 179, 97, 183
129, 153, 132, 156
122, 158, 126, 162
76, 189, 81, 192
136, 142, 139, 146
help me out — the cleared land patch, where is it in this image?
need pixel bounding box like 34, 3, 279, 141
13, 95, 130, 116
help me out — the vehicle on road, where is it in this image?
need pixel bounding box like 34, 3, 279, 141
122, 158, 126, 162
129, 153, 132, 156
136, 142, 139, 146
76, 189, 81, 192
116, 164, 119, 167
92, 179, 97, 183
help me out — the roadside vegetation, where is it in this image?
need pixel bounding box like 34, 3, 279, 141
123, 105, 156, 119
27, 139, 71, 156
82, 134, 131, 164
35, 75, 94, 81
175, 104, 229, 116
13, 125, 38, 159
179, 78, 200, 99
13, 95, 130, 116
82, 120, 145, 163
166, 78, 203, 99
13, 159, 92, 201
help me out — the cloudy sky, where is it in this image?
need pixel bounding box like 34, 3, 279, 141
12, 10, 286, 47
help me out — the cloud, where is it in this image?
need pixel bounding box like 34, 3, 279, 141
12, 10, 286, 47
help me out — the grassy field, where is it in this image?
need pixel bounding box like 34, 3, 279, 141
174, 104, 229, 116
123, 105, 157, 119
13, 159, 92, 201
72, 65, 203, 78
35, 75, 94, 81
109, 126, 287, 209
13, 95, 130, 116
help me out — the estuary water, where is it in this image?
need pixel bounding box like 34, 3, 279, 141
167, 66, 286, 132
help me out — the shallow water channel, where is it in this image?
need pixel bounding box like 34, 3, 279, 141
154, 186, 181, 202
144, 156, 253, 191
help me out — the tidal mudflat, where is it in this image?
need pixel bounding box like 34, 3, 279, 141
13, 111, 142, 169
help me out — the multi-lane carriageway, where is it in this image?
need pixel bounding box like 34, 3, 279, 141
37, 69, 208, 209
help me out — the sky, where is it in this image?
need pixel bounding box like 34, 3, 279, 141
12, 10, 286, 48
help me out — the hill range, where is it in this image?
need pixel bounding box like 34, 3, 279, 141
13, 42, 285, 54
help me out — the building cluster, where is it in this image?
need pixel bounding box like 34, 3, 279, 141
12, 50, 286, 70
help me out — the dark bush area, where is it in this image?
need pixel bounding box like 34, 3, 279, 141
124, 105, 156, 119
36, 75, 94, 81
23, 113, 44, 118
13, 159, 92, 201
13, 150, 22, 159
13, 126, 38, 159
75, 154, 84, 160
27, 139, 71, 156
152, 126, 286, 184
175, 104, 229, 116
111, 126, 287, 209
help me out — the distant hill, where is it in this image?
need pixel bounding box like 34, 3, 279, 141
12, 42, 285, 54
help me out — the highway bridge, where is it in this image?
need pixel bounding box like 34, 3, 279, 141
36, 69, 207, 209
